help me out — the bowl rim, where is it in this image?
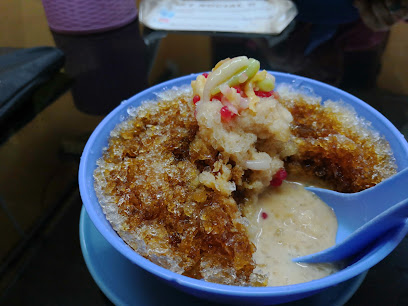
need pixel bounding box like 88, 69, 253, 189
79, 71, 408, 298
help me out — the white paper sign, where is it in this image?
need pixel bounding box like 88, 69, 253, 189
139, 0, 297, 34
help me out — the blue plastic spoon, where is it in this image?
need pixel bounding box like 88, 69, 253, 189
294, 167, 408, 263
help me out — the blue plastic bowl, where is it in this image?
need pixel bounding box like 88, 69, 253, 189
79, 72, 408, 305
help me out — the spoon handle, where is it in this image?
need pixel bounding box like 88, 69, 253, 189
351, 167, 408, 221
293, 198, 408, 263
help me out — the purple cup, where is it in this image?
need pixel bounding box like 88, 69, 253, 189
41, 0, 138, 34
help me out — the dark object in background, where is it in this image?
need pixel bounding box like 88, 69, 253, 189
52, 18, 149, 116
212, 0, 387, 89
213, 21, 387, 90
294, 0, 360, 24
0, 47, 64, 122
0, 47, 68, 145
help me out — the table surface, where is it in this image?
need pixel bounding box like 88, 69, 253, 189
1, 1, 408, 305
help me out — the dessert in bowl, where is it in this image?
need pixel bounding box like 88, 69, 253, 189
79, 57, 408, 304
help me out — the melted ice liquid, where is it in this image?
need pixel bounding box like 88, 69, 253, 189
245, 181, 339, 286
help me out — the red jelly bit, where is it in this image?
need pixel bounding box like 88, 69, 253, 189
270, 178, 283, 187
261, 212, 268, 220
193, 95, 200, 104
270, 168, 287, 187
254, 90, 273, 98
275, 168, 287, 180
220, 106, 236, 122
233, 86, 242, 94
202, 72, 209, 78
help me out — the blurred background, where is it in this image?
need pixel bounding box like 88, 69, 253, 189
0, 0, 407, 305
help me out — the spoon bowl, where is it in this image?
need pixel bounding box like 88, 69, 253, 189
294, 167, 408, 263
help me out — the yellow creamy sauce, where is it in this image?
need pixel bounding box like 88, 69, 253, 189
245, 181, 338, 286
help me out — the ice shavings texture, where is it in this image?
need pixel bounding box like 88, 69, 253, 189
278, 84, 397, 192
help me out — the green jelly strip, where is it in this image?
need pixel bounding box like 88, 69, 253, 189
210, 58, 260, 96
256, 78, 275, 92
